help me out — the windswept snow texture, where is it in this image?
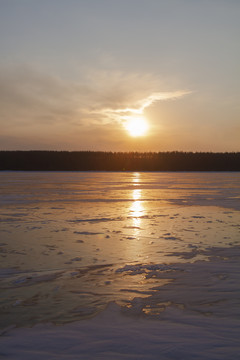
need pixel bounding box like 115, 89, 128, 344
0, 172, 240, 359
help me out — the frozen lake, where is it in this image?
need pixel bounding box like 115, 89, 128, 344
1, 171, 240, 329
0, 172, 240, 359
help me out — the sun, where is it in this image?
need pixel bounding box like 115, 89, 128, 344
124, 116, 149, 137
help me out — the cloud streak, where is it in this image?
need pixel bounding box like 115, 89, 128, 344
95, 90, 191, 123
0, 66, 190, 127
0, 65, 191, 149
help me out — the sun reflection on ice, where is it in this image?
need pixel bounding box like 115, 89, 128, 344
126, 181, 148, 264
130, 188, 144, 229
131, 202, 144, 229
132, 172, 140, 186
132, 188, 141, 200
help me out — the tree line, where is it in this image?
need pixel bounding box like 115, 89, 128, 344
0, 151, 240, 171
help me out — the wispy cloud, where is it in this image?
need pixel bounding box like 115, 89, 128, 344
95, 90, 190, 123
0, 66, 190, 128
0, 65, 191, 150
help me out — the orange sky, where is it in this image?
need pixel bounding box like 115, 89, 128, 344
0, 1, 239, 152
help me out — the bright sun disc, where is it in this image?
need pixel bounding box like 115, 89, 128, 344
125, 116, 149, 137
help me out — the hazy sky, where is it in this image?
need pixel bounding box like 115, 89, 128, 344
0, 0, 239, 151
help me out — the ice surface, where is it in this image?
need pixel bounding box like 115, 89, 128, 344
0, 172, 240, 358
1, 276, 240, 360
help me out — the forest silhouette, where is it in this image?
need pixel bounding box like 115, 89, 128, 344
0, 151, 240, 171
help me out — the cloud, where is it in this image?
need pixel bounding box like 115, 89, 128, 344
96, 90, 190, 123
0, 65, 190, 149
78, 70, 191, 126
0, 65, 91, 128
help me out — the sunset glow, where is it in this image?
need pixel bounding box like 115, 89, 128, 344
0, 1, 239, 152
124, 116, 149, 137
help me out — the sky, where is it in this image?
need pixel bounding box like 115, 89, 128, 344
0, 0, 239, 152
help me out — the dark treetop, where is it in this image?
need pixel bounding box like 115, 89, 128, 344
0, 151, 240, 171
